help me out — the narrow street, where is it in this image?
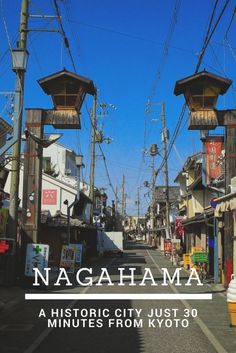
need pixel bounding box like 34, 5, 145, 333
1, 241, 236, 353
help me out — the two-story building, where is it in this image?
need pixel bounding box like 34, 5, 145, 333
175, 152, 219, 277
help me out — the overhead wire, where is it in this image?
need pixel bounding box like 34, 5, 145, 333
140, 0, 182, 196
51, 0, 77, 72
150, 0, 182, 98
154, 0, 230, 183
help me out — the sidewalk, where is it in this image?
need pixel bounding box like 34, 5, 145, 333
0, 254, 101, 313
0, 285, 24, 312
149, 245, 236, 353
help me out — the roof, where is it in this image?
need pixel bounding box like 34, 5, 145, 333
174, 70, 232, 96
174, 152, 202, 182
41, 212, 95, 229
182, 207, 214, 227
38, 69, 96, 96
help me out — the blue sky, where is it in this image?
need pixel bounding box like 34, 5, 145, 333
0, 0, 236, 214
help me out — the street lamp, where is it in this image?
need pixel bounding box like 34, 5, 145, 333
11, 48, 29, 72
174, 70, 232, 130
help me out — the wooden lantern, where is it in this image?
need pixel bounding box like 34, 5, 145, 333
174, 71, 232, 130
38, 69, 96, 129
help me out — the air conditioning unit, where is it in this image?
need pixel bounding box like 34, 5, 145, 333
65, 169, 71, 176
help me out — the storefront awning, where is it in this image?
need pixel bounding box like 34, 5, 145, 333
182, 208, 214, 227
215, 192, 236, 217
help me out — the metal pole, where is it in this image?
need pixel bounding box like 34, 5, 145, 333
214, 217, 219, 283
161, 102, 170, 237
151, 156, 155, 237
122, 174, 125, 217
137, 187, 140, 236
77, 166, 81, 201
115, 186, 118, 211
89, 93, 97, 223
9, 0, 29, 237
67, 205, 70, 244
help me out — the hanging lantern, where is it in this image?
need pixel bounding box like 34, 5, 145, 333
174, 70, 232, 130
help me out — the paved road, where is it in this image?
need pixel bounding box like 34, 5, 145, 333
1, 241, 236, 353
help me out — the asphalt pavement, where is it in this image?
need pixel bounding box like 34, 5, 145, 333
1, 241, 236, 353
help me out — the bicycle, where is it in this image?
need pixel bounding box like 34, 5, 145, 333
197, 261, 207, 283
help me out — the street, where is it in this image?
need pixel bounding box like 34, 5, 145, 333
1, 241, 236, 353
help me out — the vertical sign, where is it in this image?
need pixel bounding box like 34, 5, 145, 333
73, 243, 83, 269
25, 243, 49, 277
60, 244, 77, 273
42, 189, 57, 205
175, 216, 184, 238
205, 136, 224, 185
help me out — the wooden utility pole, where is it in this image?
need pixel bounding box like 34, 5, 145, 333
8, 0, 29, 237
115, 186, 118, 211
137, 187, 140, 236
151, 156, 156, 233
89, 93, 97, 223
121, 174, 125, 217
161, 102, 170, 237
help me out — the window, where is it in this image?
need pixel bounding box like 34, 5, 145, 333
42, 157, 51, 172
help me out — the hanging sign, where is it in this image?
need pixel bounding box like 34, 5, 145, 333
205, 136, 224, 184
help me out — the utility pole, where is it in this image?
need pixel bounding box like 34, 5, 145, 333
6, 0, 29, 285
115, 186, 118, 211
89, 93, 97, 224
137, 187, 140, 236
161, 102, 170, 238
151, 156, 156, 235
8, 0, 29, 236
150, 144, 158, 242
121, 174, 125, 217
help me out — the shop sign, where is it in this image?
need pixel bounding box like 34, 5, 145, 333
205, 136, 224, 184
175, 216, 184, 237
74, 244, 83, 268
60, 244, 77, 273
25, 243, 49, 277
42, 189, 57, 205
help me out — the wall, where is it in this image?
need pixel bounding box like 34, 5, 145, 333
4, 165, 91, 222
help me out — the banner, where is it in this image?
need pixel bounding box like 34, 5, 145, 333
205, 136, 224, 184
175, 216, 184, 238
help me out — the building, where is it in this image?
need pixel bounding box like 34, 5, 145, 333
155, 186, 180, 249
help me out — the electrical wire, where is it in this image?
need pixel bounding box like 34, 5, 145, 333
98, 144, 120, 202
150, 0, 182, 98
153, 0, 230, 184
52, 0, 77, 72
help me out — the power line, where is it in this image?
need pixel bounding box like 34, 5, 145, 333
67, 18, 195, 56
150, 0, 182, 98
195, 0, 230, 73
98, 144, 119, 202
154, 0, 230, 182
52, 0, 77, 72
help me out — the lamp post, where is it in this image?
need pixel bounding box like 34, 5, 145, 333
6, 47, 29, 286
8, 47, 29, 236
22, 69, 96, 259
174, 70, 233, 284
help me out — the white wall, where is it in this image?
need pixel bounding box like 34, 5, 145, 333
4, 165, 90, 222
